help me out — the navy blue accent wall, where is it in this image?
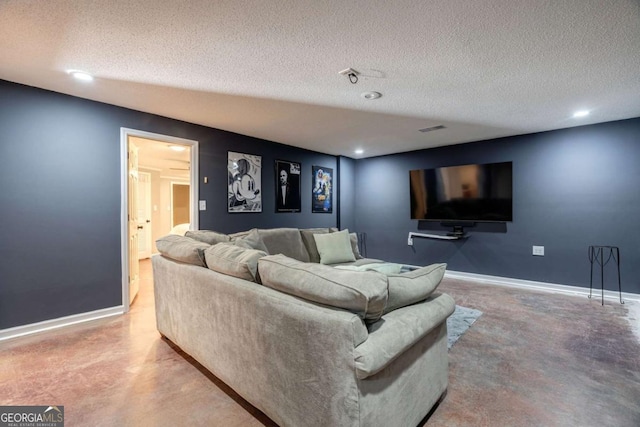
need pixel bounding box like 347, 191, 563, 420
198, 129, 337, 233
0, 80, 336, 329
355, 118, 640, 294
337, 156, 356, 231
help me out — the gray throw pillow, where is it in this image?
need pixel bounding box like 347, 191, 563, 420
300, 228, 330, 263
258, 254, 388, 321
228, 230, 250, 239
233, 228, 269, 253
313, 229, 356, 265
349, 232, 364, 260
384, 263, 447, 313
258, 228, 311, 262
156, 234, 210, 267
185, 230, 230, 245
204, 242, 267, 282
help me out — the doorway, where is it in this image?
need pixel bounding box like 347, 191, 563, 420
120, 128, 199, 311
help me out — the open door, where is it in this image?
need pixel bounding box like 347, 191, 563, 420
127, 140, 140, 304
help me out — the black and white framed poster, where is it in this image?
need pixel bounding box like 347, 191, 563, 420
275, 160, 301, 212
312, 165, 333, 213
228, 151, 262, 212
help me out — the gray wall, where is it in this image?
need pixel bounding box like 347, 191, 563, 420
0, 80, 337, 329
338, 156, 356, 231
354, 118, 640, 294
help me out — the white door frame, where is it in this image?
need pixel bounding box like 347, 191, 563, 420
120, 128, 199, 311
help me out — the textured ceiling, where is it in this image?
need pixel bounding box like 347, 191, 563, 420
1, 0, 639, 158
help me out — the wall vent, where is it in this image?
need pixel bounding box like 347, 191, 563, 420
419, 125, 446, 133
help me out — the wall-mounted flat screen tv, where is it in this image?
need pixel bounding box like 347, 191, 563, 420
410, 161, 513, 222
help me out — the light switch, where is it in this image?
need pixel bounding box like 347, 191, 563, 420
199, 200, 207, 211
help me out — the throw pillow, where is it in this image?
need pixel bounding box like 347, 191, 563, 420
384, 263, 447, 314
313, 229, 356, 265
233, 228, 269, 253
185, 230, 231, 245
258, 254, 388, 321
300, 228, 330, 263
258, 228, 311, 262
204, 242, 267, 282
156, 234, 210, 267
349, 232, 364, 260
228, 230, 250, 239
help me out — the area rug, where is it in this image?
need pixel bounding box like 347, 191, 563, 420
448, 305, 482, 349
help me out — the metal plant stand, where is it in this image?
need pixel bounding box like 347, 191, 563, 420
588, 245, 624, 306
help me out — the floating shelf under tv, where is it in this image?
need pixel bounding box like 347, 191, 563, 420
407, 231, 469, 245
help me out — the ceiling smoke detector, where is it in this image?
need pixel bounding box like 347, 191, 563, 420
338, 68, 359, 76
339, 68, 360, 84
419, 125, 446, 133
361, 91, 382, 100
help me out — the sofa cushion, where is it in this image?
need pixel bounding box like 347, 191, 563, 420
156, 234, 209, 267
258, 228, 311, 262
234, 228, 269, 253
384, 263, 447, 313
258, 254, 388, 321
335, 262, 403, 275
185, 230, 231, 245
204, 242, 267, 282
300, 228, 330, 263
314, 229, 356, 265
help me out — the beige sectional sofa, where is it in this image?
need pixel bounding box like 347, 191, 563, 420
152, 227, 455, 427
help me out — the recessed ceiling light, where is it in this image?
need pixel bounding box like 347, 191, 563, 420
170, 145, 187, 152
361, 91, 382, 100
354, 149, 364, 155
573, 110, 590, 118
67, 70, 93, 81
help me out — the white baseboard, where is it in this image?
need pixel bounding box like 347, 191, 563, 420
444, 270, 640, 303
0, 306, 124, 342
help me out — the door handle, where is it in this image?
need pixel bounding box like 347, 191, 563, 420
137, 225, 144, 230
146, 220, 151, 223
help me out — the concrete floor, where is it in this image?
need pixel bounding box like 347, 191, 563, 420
1, 260, 639, 426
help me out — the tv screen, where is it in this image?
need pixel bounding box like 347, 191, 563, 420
410, 161, 513, 222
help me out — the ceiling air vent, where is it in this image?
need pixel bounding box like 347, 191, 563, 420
419, 125, 446, 133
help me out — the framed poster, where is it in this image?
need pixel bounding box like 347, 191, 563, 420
275, 160, 301, 212
312, 165, 333, 213
228, 151, 262, 212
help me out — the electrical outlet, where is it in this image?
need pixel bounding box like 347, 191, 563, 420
408, 236, 413, 246
532, 246, 545, 256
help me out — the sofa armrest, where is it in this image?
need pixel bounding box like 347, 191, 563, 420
353, 292, 455, 379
